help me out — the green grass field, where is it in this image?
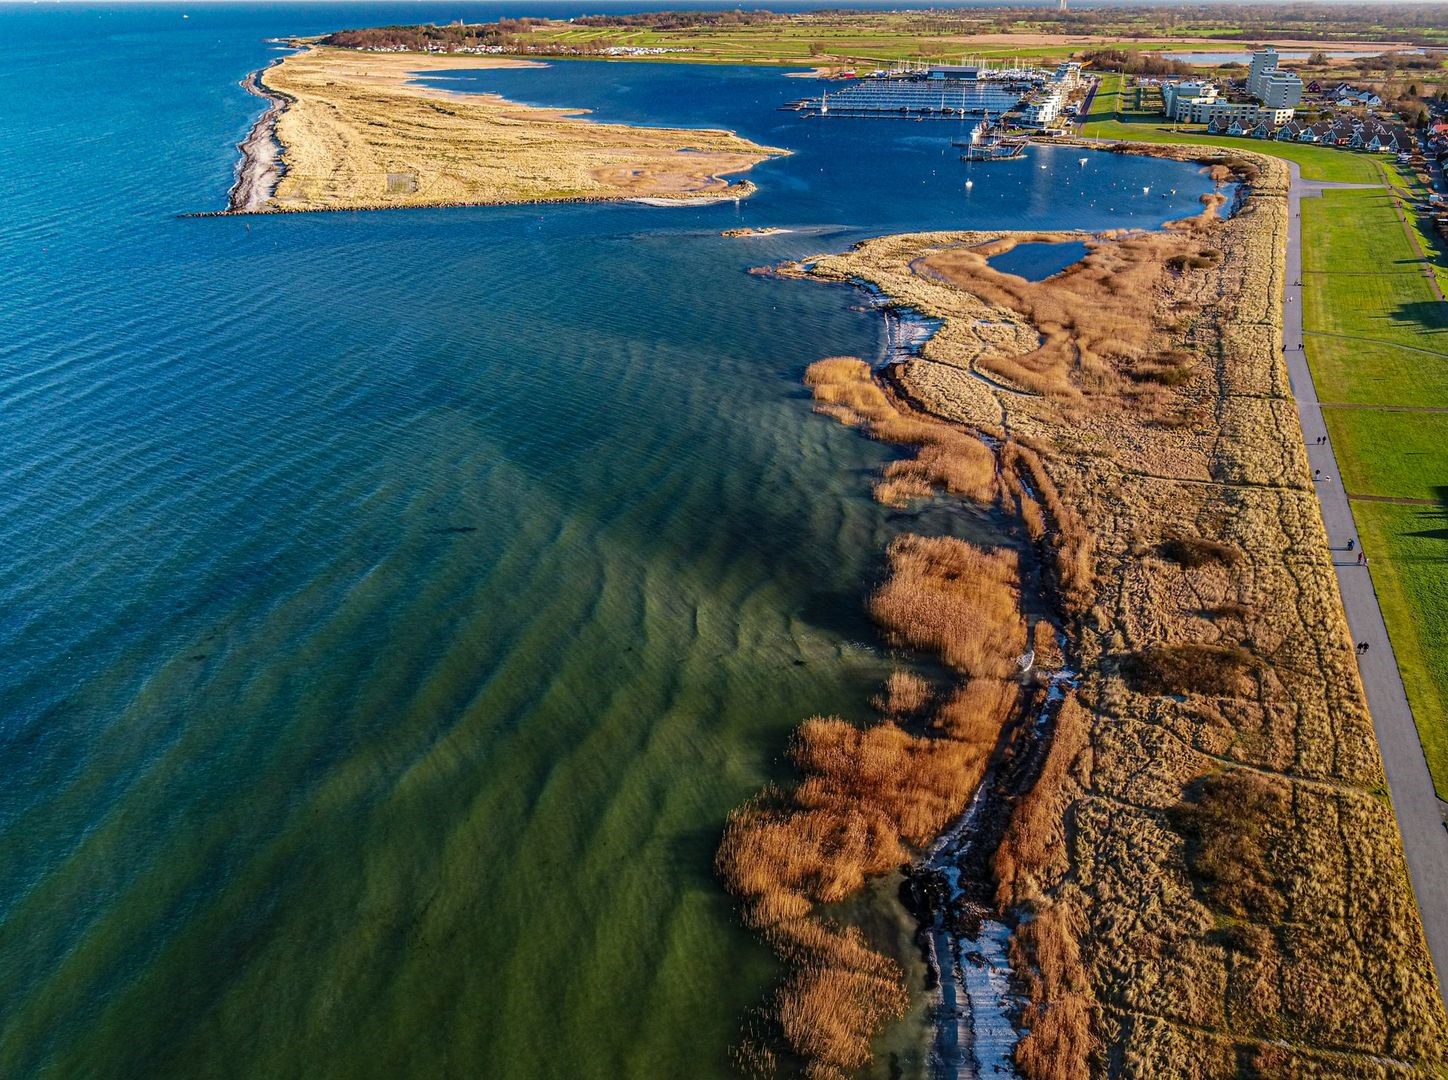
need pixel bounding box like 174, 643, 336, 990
1301, 189, 1448, 404
1297, 188, 1448, 799
1351, 500, 1448, 796
1324, 410, 1448, 504
1083, 118, 1383, 183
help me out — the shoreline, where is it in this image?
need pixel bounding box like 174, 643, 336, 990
723, 143, 1448, 1076
192, 180, 759, 219
227, 61, 291, 212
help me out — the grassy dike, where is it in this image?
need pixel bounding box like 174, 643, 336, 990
1088, 76, 1448, 797
1305, 185, 1448, 799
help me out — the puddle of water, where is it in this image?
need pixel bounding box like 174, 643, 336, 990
987, 240, 1089, 282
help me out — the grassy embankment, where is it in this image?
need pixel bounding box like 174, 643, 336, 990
250, 47, 785, 212
1304, 186, 1448, 798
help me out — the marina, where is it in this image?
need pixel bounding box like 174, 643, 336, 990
784, 60, 1089, 127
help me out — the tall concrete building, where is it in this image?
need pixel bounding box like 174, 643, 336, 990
1260, 72, 1304, 110
1248, 47, 1280, 98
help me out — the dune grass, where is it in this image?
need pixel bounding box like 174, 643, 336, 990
258, 47, 783, 212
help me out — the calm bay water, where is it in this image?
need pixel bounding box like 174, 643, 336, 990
0, 6, 1214, 1077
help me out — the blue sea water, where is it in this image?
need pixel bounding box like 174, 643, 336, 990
0, 5, 1217, 1077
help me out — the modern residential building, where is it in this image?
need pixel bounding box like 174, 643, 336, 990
1259, 72, 1304, 110
1247, 47, 1279, 98
1247, 47, 1303, 110
1021, 85, 1067, 127
1166, 92, 1292, 127
1162, 79, 1218, 121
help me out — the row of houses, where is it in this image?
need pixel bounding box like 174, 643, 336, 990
1305, 81, 1387, 109
1205, 113, 1412, 154
1423, 121, 1448, 166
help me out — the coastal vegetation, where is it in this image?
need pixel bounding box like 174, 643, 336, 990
717, 354, 1039, 1075
1084, 75, 1448, 805
727, 149, 1448, 1075
244, 47, 783, 212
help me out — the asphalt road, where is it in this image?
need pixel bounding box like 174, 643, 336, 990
1284, 164, 1448, 1001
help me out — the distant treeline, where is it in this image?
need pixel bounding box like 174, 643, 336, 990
571, 9, 786, 29
319, 21, 546, 51
1078, 49, 1197, 77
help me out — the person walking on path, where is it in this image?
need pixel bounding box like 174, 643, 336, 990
1357, 551, 1365, 565
1348, 539, 1355, 552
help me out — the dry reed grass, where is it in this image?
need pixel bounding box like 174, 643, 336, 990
872, 670, 932, 717
802, 357, 998, 507
870, 536, 1027, 679
717, 528, 1029, 1074
917, 230, 1207, 399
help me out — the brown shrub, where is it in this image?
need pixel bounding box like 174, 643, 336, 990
935, 677, 1018, 743
1120, 643, 1259, 698
768, 917, 910, 1076
872, 670, 931, 717
1002, 442, 1094, 612
1174, 770, 1290, 922
995, 695, 1092, 907
1158, 535, 1242, 569
804, 355, 872, 387
805, 355, 997, 506
718, 530, 1030, 1075
1011, 900, 1098, 1079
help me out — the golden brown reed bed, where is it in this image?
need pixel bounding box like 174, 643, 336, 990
253, 46, 784, 212
717, 359, 1043, 1077
743, 147, 1448, 1077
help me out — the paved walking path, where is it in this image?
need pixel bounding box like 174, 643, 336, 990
1285, 164, 1448, 1000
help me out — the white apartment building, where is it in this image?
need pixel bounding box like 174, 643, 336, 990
1248, 47, 1279, 97
1162, 79, 1218, 121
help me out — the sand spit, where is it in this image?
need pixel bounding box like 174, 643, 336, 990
218, 46, 785, 214
726, 149, 1448, 1077
227, 62, 291, 212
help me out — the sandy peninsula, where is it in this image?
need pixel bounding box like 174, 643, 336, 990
230, 46, 786, 213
